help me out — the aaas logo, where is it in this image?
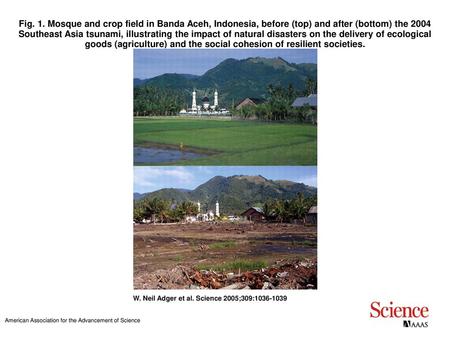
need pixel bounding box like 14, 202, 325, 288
370, 301, 429, 328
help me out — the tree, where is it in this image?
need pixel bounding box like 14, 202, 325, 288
272, 200, 289, 223
262, 200, 276, 221
267, 84, 301, 121
261, 193, 317, 223
288, 194, 309, 221
172, 201, 198, 221
137, 197, 170, 223
304, 78, 317, 96
133, 205, 145, 223
133, 85, 187, 116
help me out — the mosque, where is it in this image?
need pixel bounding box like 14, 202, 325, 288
179, 89, 230, 115
185, 201, 220, 223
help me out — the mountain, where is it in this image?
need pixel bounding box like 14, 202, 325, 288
133, 78, 147, 86
136, 73, 200, 90
134, 57, 317, 106
135, 175, 317, 215
142, 188, 191, 202
133, 192, 145, 200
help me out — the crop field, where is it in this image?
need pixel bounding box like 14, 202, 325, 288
134, 117, 317, 165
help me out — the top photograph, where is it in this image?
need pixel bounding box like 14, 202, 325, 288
134, 49, 317, 166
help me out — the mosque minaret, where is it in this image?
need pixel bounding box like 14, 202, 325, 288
213, 89, 218, 109
183, 89, 229, 115
192, 90, 197, 112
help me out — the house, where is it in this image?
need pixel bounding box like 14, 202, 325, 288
292, 94, 317, 108
185, 215, 198, 223
198, 211, 215, 222
235, 98, 266, 110
241, 207, 265, 222
305, 206, 317, 225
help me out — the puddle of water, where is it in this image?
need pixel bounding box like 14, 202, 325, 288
134, 147, 208, 164
250, 237, 317, 255
261, 235, 315, 242
255, 244, 316, 255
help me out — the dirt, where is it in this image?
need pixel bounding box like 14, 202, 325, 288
134, 221, 317, 289
134, 258, 317, 290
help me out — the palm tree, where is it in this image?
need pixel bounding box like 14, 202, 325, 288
262, 201, 274, 221
289, 194, 308, 221
176, 201, 198, 221
273, 200, 287, 223
133, 206, 145, 223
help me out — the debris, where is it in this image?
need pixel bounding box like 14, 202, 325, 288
221, 283, 247, 289
134, 258, 317, 289
277, 271, 289, 278
134, 222, 317, 289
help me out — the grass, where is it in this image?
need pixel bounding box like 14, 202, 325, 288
169, 255, 183, 262
291, 240, 317, 247
195, 259, 267, 272
209, 241, 237, 249
134, 117, 317, 165
301, 240, 317, 247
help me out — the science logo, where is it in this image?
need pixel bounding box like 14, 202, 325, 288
370, 301, 429, 328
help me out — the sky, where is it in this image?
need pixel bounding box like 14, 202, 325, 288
134, 49, 317, 79
134, 166, 317, 193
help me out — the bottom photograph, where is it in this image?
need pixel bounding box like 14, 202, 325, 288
133, 166, 317, 290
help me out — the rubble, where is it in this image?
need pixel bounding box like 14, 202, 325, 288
221, 283, 248, 290
134, 258, 317, 290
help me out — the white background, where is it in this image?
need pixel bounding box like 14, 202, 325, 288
0, 0, 449, 336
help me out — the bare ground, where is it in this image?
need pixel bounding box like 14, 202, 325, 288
134, 221, 317, 289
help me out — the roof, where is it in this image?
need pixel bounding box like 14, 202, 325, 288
248, 98, 266, 104
292, 94, 317, 107
202, 96, 209, 102
241, 206, 263, 215
237, 97, 266, 106
308, 206, 317, 214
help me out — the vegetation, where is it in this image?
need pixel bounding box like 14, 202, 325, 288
134, 192, 317, 225
134, 118, 317, 165
298, 240, 316, 247
262, 194, 317, 223
135, 175, 317, 215
209, 241, 237, 250
231, 83, 316, 122
133, 86, 186, 116
133, 56, 317, 119
195, 259, 267, 272
134, 82, 317, 122
134, 197, 198, 223
169, 255, 184, 262
134, 57, 317, 112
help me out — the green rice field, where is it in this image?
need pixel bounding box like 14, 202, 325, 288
134, 117, 317, 165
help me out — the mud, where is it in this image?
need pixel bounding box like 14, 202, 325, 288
134, 221, 317, 289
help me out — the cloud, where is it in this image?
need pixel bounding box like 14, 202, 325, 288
295, 175, 317, 187
196, 166, 213, 174
133, 175, 156, 189
134, 167, 194, 191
